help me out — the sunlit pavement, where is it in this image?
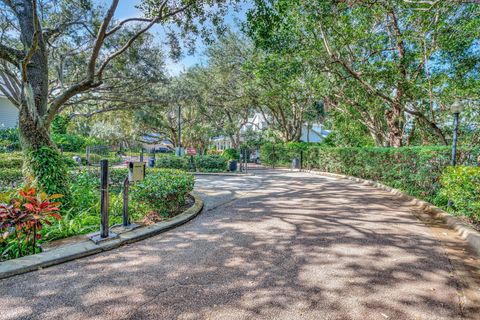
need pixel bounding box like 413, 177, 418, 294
1, 170, 479, 320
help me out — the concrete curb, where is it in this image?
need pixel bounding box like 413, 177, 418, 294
303, 170, 480, 257
0, 192, 204, 280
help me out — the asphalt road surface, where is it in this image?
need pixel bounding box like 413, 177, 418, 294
1, 169, 479, 320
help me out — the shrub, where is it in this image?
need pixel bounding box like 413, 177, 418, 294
24, 147, 70, 202
0, 187, 62, 260
222, 148, 239, 161
194, 155, 227, 172
155, 155, 189, 170
0, 168, 23, 191
131, 169, 194, 215
52, 133, 86, 152
0, 153, 23, 169
260, 142, 316, 167
0, 128, 20, 152
441, 166, 480, 221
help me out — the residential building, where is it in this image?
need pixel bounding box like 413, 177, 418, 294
0, 95, 18, 129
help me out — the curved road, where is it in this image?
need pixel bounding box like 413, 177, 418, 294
1, 170, 479, 320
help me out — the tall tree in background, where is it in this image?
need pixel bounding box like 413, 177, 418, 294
247, 0, 479, 147
0, 0, 238, 194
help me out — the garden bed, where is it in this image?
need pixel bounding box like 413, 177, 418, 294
0, 168, 195, 262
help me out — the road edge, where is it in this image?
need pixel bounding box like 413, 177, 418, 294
303, 170, 480, 257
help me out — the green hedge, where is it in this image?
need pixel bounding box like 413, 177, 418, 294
194, 155, 227, 172
0, 168, 23, 191
0, 128, 20, 152
441, 167, 480, 221
155, 155, 189, 170
260, 142, 313, 167
222, 148, 239, 161
131, 169, 194, 215
0, 153, 23, 169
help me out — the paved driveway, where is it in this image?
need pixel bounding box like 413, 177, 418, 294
0, 170, 479, 320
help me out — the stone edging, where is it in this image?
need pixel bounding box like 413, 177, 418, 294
303, 170, 480, 257
0, 192, 204, 280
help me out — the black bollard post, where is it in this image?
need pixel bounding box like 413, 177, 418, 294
244, 149, 248, 173
100, 159, 109, 238
140, 148, 144, 162
300, 150, 303, 170
123, 177, 130, 227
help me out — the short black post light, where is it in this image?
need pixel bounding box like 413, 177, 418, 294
450, 100, 464, 166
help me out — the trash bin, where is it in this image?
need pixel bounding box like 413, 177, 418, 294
148, 158, 155, 168
229, 160, 238, 172
292, 158, 300, 169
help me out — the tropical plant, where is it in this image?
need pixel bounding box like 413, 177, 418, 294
0, 187, 62, 259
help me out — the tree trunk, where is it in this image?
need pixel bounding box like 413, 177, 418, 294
385, 105, 404, 148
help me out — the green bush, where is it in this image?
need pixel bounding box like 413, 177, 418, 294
24, 147, 70, 202
0, 168, 23, 191
441, 166, 480, 221
222, 148, 239, 161
52, 133, 107, 153
0, 128, 20, 152
155, 155, 189, 170
0, 153, 23, 169
260, 142, 312, 167
194, 155, 227, 172
131, 169, 194, 215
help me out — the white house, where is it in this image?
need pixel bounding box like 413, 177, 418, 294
0, 95, 18, 129
301, 123, 331, 143
212, 112, 331, 151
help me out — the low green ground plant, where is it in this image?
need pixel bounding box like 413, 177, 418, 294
194, 155, 227, 172
441, 166, 480, 222
155, 155, 189, 170
131, 169, 194, 216
0, 167, 195, 261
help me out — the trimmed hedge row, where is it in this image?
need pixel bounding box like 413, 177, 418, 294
260, 142, 312, 167
441, 166, 480, 221
0, 168, 23, 191
155, 155, 189, 170
155, 155, 227, 172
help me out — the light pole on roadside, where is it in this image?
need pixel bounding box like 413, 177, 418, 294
176, 105, 182, 156
450, 100, 464, 166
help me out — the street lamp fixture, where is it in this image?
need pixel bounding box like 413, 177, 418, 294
450, 100, 464, 114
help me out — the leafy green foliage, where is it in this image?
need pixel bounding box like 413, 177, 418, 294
0, 169, 23, 191
24, 147, 70, 202
0, 187, 63, 261
441, 167, 480, 222
0, 152, 23, 169
52, 133, 106, 152
194, 155, 228, 172
155, 155, 189, 171
261, 142, 314, 167
222, 148, 239, 161
51, 115, 70, 135
131, 169, 194, 216
0, 128, 20, 152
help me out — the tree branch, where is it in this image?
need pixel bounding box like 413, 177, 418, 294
0, 43, 23, 66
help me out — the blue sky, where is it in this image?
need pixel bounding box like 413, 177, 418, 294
108, 0, 250, 75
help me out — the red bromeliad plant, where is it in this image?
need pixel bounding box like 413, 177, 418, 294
0, 187, 63, 257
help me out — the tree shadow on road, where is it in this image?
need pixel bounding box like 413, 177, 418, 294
0, 172, 479, 320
